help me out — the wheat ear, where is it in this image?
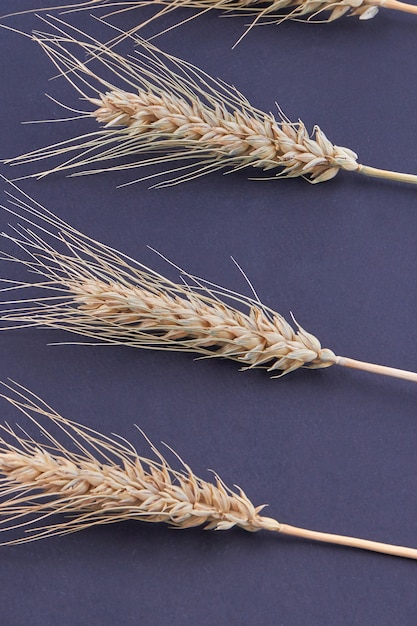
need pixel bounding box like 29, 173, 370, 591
4, 18, 417, 189
0, 380, 415, 560
1, 180, 417, 385
3, 0, 417, 31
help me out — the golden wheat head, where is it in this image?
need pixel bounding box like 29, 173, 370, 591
1, 181, 417, 385
0, 380, 416, 560
0, 380, 274, 545
6, 18, 417, 189
0, 180, 336, 377
4, 0, 417, 34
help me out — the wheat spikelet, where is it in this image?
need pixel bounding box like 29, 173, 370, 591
0, 379, 416, 560
4, 18, 417, 188
1, 180, 417, 385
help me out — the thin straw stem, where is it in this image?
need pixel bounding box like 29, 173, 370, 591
358, 165, 417, 186
335, 356, 417, 384
378, 0, 417, 13
276, 523, 417, 560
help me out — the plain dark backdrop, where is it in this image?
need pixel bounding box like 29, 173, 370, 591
1, 1, 417, 624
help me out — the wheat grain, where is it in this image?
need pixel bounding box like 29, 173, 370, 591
1, 180, 417, 385
0, 380, 416, 560
4, 18, 417, 188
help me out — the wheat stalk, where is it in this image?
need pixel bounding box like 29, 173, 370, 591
0, 379, 415, 560
1, 180, 417, 385
4, 18, 417, 188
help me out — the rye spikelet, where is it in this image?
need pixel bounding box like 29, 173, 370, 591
1, 181, 417, 385
1, 380, 417, 560
5, 18, 417, 188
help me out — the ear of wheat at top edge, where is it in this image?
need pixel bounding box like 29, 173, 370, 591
3, 19, 417, 189
3, 0, 417, 29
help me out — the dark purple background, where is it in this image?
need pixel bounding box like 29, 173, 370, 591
1, 1, 417, 624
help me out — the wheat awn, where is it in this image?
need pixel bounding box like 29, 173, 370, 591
4, 18, 417, 188
1, 180, 417, 385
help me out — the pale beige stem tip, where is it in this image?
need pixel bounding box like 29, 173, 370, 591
260, 519, 417, 560
377, 0, 417, 14
335, 356, 417, 384
358, 164, 417, 186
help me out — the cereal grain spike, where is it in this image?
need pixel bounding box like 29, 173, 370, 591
0, 380, 416, 560
4, 18, 417, 188
3, 0, 417, 30
1, 181, 417, 385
